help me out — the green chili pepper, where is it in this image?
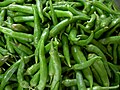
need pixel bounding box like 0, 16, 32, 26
37, 40, 48, 90
49, 56, 54, 84
49, 39, 61, 90
5, 21, 30, 33
77, 24, 91, 33
66, 4, 87, 17
0, 74, 17, 82
0, 0, 24, 7
85, 14, 96, 30
44, 42, 52, 53
62, 79, 77, 87
35, 26, 49, 63
25, 22, 34, 28
94, 12, 101, 32
30, 70, 40, 87
68, 27, 80, 42
94, 27, 108, 39
7, 4, 33, 14
13, 16, 34, 22
17, 57, 24, 89
7, 10, 29, 17
87, 85, 119, 90
71, 45, 93, 89
0, 26, 33, 42
100, 17, 111, 28
11, 24, 30, 32
91, 66, 103, 85
66, 24, 71, 33
0, 0, 120, 89
0, 9, 6, 26
62, 78, 97, 88
54, 1, 82, 7
91, 39, 112, 59
49, 15, 89, 38
74, 31, 94, 46
0, 60, 20, 90
88, 54, 109, 87
88, 6, 96, 15
76, 71, 87, 90
82, 1, 91, 14
109, 17, 120, 28
71, 55, 101, 70
85, 44, 111, 78
36, 0, 44, 23
92, 1, 120, 14
17, 43, 33, 55
108, 62, 119, 86
49, 10, 73, 19
49, 0, 58, 25
5, 35, 15, 53
99, 36, 120, 45
44, 4, 68, 12
32, 4, 41, 47
25, 63, 40, 75
96, 7, 104, 15
11, 42, 27, 56
62, 34, 71, 67
106, 24, 120, 37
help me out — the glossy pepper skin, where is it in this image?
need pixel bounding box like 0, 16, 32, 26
0, 60, 20, 90
85, 44, 111, 78
71, 45, 93, 89
88, 54, 109, 87
49, 40, 61, 90
0, 0, 120, 90
76, 71, 87, 90
37, 27, 49, 90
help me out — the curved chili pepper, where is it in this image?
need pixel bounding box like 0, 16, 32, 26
68, 27, 80, 42
30, 70, 40, 87
0, 60, 20, 90
74, 31, 94, 46
88, 54, 109, 87
71, 45, 93, 89
72, 55, 101, 70
49, 15, 89, 38
37, 27, 49, 90
85, 44, 111, 78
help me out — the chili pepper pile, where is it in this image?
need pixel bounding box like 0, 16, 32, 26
0, 0, 120, 90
